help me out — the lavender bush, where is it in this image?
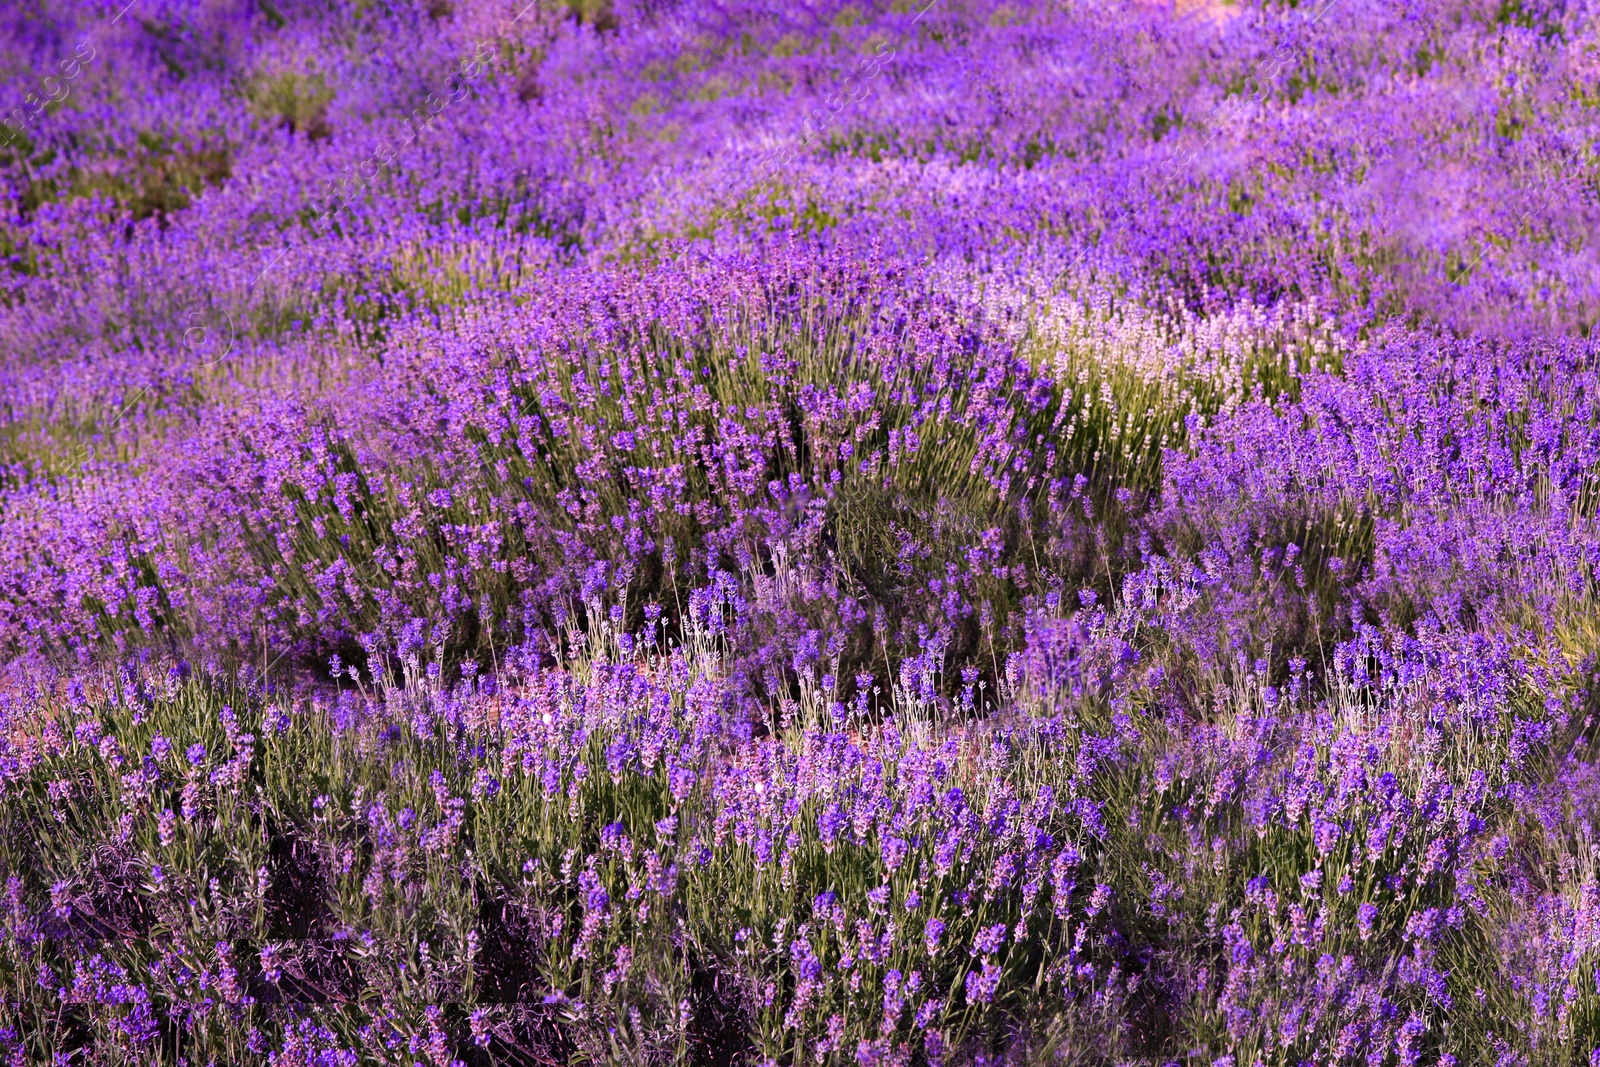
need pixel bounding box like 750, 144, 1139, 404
2, 0, 1598, 1062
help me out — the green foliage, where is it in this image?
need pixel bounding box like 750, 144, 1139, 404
247, 70, 335, 141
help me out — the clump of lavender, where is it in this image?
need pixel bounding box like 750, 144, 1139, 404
2, 586, 1597, 1062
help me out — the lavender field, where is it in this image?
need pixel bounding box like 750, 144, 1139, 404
2, 0, 1599, 1062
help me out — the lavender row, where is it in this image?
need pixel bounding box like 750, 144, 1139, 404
0, 586, 1595, 1062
